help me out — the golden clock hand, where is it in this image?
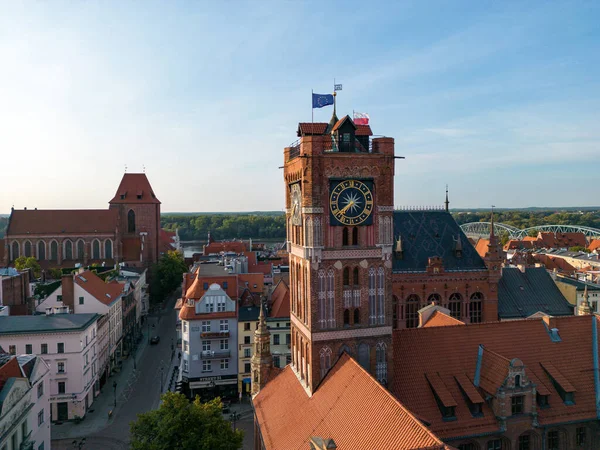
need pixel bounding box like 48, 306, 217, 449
339, 201, 354, 215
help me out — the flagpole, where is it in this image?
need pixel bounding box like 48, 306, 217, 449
311, 89, 314, 124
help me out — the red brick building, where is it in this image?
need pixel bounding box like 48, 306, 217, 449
3, 173, 162, 269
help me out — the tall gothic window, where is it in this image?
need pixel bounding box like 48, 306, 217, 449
11, 241, 19, 260
64, 240, 73, 260
449, 293, 462, 319
24, 241, 32, 258
327, 269, 336, 327
343, 267, 350, 286
105, 240, 113, 259
314, 217, 322, 247
342, 227, 349, 246
319, 347, 332, 379
358, 343, 370, 370
344, 309, 350, 326
368, 268, 376, 325
318, 270, 326, 329
37, 241, 46, 261
392, 295, 399, 329
377, 267, 385, 324
77, 240, 85, 260
305, 216, 312, 247
376, 342, 387, 385
470, 292, 483, 323
353, 267, 359, 286
406, 294, 420, 328
92, 240, 101, 259
352, 227, 358, 246
354, 308, 360, 325
50, 241, 58, 261
128, 209, 136, 233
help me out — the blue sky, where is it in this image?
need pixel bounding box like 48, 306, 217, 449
1, 1, 599, 212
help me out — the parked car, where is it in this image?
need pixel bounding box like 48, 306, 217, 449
150, 336, 160, 345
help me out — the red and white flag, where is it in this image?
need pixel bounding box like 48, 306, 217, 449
353, 112, 369, 125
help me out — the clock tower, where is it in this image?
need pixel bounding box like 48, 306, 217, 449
284, 114, 396, 394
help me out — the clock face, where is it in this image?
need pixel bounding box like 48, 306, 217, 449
329, 179, 374, 226
290, 183, 302, 226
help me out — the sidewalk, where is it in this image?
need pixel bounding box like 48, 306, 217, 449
51, 328, 150, 441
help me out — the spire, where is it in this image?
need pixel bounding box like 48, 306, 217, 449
251, 302, 273, 397
490, 205, 496, 240
444, 185, 449, 212
258, 302, 268, 333
578, 284, 592, 315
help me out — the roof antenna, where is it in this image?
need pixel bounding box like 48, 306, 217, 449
445, 184, 449, 212
143, 164, 146, 173
124, 165, 128, 173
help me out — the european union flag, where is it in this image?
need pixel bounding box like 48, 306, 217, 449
312, 93, 334, 109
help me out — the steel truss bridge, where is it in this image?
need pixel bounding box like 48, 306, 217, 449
460, 222, 600, 240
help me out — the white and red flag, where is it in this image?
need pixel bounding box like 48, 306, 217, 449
353, 112, 369, 125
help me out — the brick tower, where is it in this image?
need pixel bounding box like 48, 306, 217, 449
109, 173, 161, 266
284, 114, 396, 394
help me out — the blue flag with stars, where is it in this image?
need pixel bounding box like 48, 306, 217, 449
312, 93, 334, 109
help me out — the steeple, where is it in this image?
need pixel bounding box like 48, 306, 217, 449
251, 303, 273, 397
578, 284, 592, 315
490, 206, 496, 240
444, 185, 449, 212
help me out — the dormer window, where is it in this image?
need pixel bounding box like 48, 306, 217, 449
137, 194, 142, 199
511, 395, 524, 415
537, 392, 549, 408
427, 372, 457, 421
542, 362, 576, 405
120, 194, 125, 200
515, 374, 521, 387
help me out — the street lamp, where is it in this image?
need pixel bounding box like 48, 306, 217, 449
113, 381, 117, 408
160, 366, 164, 392
229, 412, 241, 431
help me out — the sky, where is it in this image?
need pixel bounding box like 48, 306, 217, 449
1, 1, 599, 213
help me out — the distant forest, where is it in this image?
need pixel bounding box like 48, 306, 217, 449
1, 210, 599, 241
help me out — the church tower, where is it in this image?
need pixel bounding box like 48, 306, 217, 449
251, 304, 273, 397
284, 113, 396, 394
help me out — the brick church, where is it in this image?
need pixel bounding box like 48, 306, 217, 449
3, 173, 163, 269
252, 113, 600, 450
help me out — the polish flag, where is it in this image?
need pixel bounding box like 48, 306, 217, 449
353, 112, 369, 125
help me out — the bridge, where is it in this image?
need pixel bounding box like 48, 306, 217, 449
460, 222, 600, 240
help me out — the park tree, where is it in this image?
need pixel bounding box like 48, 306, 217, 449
13, 256, 42, 278
150, 250, 188, 305
130, 392, 243, 450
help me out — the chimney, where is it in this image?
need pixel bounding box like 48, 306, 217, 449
61, 274, 75, 312
542, 314, 557, 331
309, 437, 337, 450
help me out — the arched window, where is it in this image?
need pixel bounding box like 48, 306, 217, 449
427, 293, 441, 305
128, 209, 136, 233
376, 342, 387, 385
358, 343, 370, 371
92, 240, 100, 259
377, 267, 385, 324
11, 241, 19, 261
406, 294, 420, 328
368, 267, 376, 325
37, 241, 46, 261
470, 292, 483, 323
344, 309, 350, 326
449, 293, 462, 319
327, 269, 335, 327
392, 295, 399, 329
77, 240, 85, 260
24, 241, 32, 258
353, 308, 360, 325
515, 375, 521, 387
64, 240, 73, 260
352, 227, 358, 246
319, 346, 332, 379
343, 267, 350, 286
339, 345, 352, 357
342, 227, 349, 246
318, 269, 326, 329
104, 240, 113, 259
353, 267, 359, 286
518, 432, 541, 450
50, 241, 58, 261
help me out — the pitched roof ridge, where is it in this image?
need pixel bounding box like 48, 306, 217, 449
424, 310, 465, 327
328, 354, 445, 445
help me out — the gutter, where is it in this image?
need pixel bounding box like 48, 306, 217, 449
473, 344, 484, 387
592, 316, 600, 419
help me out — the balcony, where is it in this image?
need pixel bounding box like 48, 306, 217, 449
200, 331, 230, 339
201, 350, 231, 359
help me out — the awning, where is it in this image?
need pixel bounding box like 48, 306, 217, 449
242, 378, 251, 384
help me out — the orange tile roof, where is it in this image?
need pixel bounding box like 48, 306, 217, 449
454, 373, 483, 404
422, 310, 465, 328
185, 275, 238, 300
504, 239, 533, 250
159, 229, 176, 253
269, 279, 290, 319
392, 315, 600, 438
355, 124, 373, 136
75, 270, 123, 306
426, 372, 457, 407
254, 353, 447, 450
7, 209, 117, 235
179, 307, 236, 321
588, 239, 600, 252
475, 238, 489, 258
109, 173, 160, 204
238, 273, 264, 294
297, 122, 328, 136
537, 232, 587, 249
203, 241, 247, 255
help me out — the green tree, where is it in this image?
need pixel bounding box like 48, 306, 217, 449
150, 251, 188, 305
130, 392, 243, 450
569, 246, 590, 253
13, 256, 42, 278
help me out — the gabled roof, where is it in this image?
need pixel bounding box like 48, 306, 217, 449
498, 267, 573, 319
532, 254, 576, 274
185, 274, 238, 300
75, 270, 124, 306
355, 124, 373, 136
422, 310, 465, 328
392, 210, 487, 272
254, 353, 447, 450
6, 209, 118, 235
392, 315, 599, 438
475, 238, 490, 259
0, 357, 22, 392
297, 123, 328, 136
109, 173, 160, 204
331, 115, 356, 132
589, 239, 600, 252
269, 279, 290, 319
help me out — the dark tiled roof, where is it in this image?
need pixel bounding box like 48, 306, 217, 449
392, 211, 487, 272
498, 267, 574, 319
7, 209, 118, 235
0, 313, 100, 334
239, 306, 260, 322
